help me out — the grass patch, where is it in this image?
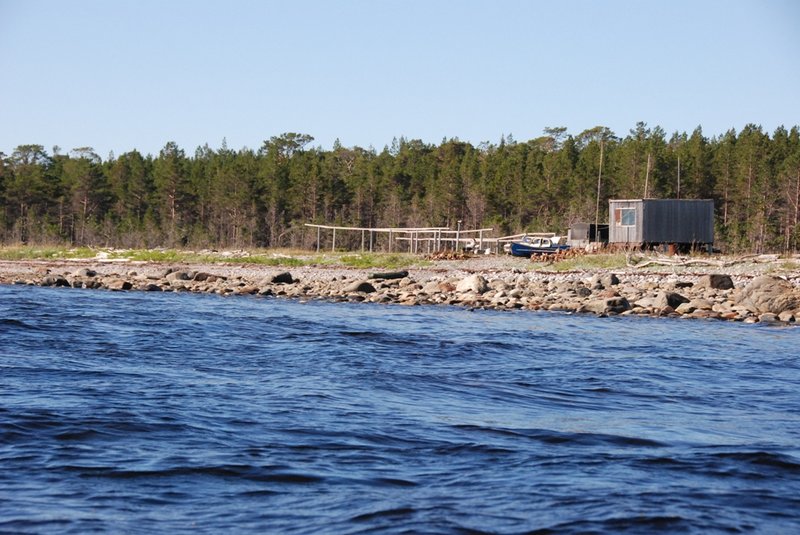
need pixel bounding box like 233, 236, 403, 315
114, 249, 185, 262
778, 260, 800, 271
0, 246, 97, 260
234, 255, 308, 267
538, 253, 630, 272
326, 253, 426, 269
0, 246, 430, 270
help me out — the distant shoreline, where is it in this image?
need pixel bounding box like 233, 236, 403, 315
1, 252, 799, 325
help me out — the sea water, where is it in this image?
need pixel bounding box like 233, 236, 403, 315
1, 285, 799, 533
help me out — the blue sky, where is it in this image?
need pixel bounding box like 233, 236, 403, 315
1, 0, 798, 158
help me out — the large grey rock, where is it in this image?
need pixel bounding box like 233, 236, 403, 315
105, 279, 132, 291
582, 297, 631, 315
735, 275, 800, 314
590, 273, 620, 289
193, 272, 225, 282
73, 268, 97, 278
165, 270, 190, 282
456, 274, 489, 294
344, 280, 376, 293
41, 275, 69, 287
697, 274, 734, 290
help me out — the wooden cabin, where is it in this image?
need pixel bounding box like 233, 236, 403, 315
608, 199, 714, 250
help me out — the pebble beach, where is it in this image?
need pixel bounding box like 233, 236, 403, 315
2, 252, 800, 325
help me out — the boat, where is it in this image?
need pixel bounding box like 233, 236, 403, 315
505, 235, 570, 257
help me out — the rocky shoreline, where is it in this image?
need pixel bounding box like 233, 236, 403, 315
2, 256, 800, 325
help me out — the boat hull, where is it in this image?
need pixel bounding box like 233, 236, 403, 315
509, 242, 570, 258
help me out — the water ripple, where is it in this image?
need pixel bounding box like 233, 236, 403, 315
1, 285, 799, 534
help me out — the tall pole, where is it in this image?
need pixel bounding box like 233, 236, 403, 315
644, 152, 651, 198
677, 156, 681, 199
594, 140, 605, 233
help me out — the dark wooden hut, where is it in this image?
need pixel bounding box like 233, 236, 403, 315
608, 199, 714, 249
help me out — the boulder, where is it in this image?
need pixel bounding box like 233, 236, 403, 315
235, 286, 259, 295
653, 291, 689, 310
758, 313, 780, 324
590, 273, 620, 289
165, 270, 190, 282
735, 275, 800, 314
343, 280, 376, 293
421, 280, 442, 295
581, 297, 631, 315
697, 274, 734, 290
271, 272, 294, 284
369, 270, 409, 280
576, 286, 592, 297
105, 279, 132, 291
456, 274, 489, 294
73, 268, 97, 278
687, 298, 714, 310
193, 272, 224, 282
41, 275, 69, 287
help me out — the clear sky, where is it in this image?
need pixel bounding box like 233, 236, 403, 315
1, 0, 798, 158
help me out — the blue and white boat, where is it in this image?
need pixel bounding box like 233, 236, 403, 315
505, 236, 570, 257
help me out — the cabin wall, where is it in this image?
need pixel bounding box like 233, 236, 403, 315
641, 200, 714, 244
608, 200, 643, 244
608, 199, 714, 246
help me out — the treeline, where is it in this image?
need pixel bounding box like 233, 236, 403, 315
1, 123, 799, 253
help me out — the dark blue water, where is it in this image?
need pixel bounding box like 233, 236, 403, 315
1, 285, 799, 534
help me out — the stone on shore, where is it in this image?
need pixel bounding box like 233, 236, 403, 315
166, 270, 191, 282
653, 291, 689, 310
41, 274, 69, 287
590, 273, 620, 289
271, 272, 294, 284
369, 270, 409, 280
735, 275, 800, 314
343, 280, 376, 293
581, 297, 631, 315
105, 278, 133, 291
698, 274, 734, 290
456, 274, 489, 294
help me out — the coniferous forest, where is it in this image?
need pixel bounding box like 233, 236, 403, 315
2, 123, 800, 253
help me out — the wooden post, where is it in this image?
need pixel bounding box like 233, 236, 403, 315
389, 230, 393, 252
361, 229, 365, 252
479, 229, 484, 252
332, 227, 336, 252
316, 226, 321, 252
594, 140, 604, 234
369, 230, 373, 252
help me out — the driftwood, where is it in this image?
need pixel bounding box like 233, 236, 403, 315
626, 253, 788, 269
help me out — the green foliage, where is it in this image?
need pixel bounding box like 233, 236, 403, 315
2, 125, 800, 253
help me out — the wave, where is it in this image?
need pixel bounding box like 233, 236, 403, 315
453, 424, 666, 448
66, 463, 325, 484
0, 318, 38, 330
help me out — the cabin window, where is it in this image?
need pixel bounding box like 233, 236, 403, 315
615, 207, 636, 227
